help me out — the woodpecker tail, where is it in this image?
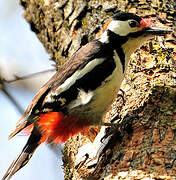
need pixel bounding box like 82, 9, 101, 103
2, 127, 42, 180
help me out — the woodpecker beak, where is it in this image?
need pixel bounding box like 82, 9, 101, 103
144, 27, 173, 36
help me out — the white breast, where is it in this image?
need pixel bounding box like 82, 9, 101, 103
89, 50, 124, 114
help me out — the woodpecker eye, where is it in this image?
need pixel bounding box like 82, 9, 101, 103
129, 20, 139, 28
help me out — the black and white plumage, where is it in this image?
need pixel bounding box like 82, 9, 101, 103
3, 12, 172, 180
28, 12, 170, 122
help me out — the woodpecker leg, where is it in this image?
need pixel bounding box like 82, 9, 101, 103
75, 114, 138, 169
101, 114, 138, 143
89, 114, 139, 169
75, 127, 111, 168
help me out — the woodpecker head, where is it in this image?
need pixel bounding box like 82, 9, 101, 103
100, 12, 172, 55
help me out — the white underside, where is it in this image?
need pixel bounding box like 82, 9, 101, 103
87, 51, 124, 113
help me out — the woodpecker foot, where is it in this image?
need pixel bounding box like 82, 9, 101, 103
101, 114, 138, 143
75, 114, 138, 170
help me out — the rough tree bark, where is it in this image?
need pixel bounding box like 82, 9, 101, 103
19, 0, 176, 179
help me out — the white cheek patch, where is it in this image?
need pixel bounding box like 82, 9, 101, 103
107, 20, 138, 36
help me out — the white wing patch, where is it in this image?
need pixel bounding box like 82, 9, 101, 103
45, 58, 104, 103
59, 58, 104, 93
100, 31, 109, 43
68, 89, 94, 109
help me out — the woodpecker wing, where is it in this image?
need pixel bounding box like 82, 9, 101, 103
9, 40, 104, 139
51, 40, 104, 88
8, 73, 57, 139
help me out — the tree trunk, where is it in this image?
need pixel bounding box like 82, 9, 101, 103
20, 0, 176, 179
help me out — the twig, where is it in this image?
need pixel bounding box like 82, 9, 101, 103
1, 84, 24, 114
0, 68, 56, 114
3, 68, 56, 83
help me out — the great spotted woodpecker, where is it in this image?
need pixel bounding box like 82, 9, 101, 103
2, 12, 172, 180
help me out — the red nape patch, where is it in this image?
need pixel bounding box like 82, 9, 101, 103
38, 112, 89, 144
140, 18, 152, 28
19, 124, 34, 136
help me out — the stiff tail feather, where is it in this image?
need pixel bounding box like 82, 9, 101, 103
8, 114, 38, 140
2, 127, 42, 180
